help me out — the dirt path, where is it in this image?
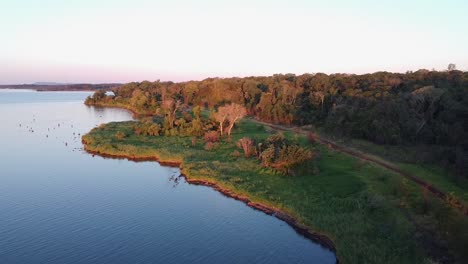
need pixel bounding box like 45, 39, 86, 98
249, 118, 468, 216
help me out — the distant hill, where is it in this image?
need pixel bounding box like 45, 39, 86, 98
32, 82, 76, 86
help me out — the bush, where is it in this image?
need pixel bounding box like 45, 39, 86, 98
237, 137, 254, 157
260, 145, 276, 167
204, 131, 219, 143
204, 142, 217, 151
367, 194, 385, 212
115, 131, 126, 140
133, 121, 161, 136
274, 145, 314, 175
258, 133, 314, 175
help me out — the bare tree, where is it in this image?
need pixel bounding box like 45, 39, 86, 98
225, 103, 247, 137
410, 86, 444, 136
312, 91, 325, 111
213, 106, 230, 136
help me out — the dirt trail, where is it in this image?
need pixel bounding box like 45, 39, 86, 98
250, 118, 468, 216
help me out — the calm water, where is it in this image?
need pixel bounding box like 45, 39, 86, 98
0, 89, 335, 264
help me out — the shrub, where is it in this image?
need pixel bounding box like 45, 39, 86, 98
266, 133, 286, 147
115, 131, 126, 140
204, 131, 219, 143
188, 118, 204, 136
259, 145, 276, 167
146, 123, 161, 136
204, 142, 214, 151
367, 194, 385, 212
133, 122, 161, 136
258, 134, 314, 175
273, 145, 314, 175
237, 137, 254, 157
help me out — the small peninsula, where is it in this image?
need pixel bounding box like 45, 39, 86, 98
82, 71, 468, 264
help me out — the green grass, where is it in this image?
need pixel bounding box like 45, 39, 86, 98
396, 163, 468, 202
85, 99, 156, 115
320, 135, 468, 204
83, 120, 468, 264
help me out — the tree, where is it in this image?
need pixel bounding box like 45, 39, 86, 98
162, 99, 182, 129
213, 106, 230, 136
410, 86, 445, 137
130, 89, 148, 108
448, 63, 456, 71
225, 103, 247, 137
311, 91, 325, 111
92, 90, 106, 101
192, 105, 201, 119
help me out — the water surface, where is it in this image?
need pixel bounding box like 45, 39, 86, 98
0, 89, 335, 263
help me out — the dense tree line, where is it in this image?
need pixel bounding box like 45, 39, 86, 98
86, 69, 468, 177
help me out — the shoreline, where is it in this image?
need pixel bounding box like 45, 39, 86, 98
85, 102, 154, 117
0, 87, 96, 92
82, 140, 339, 263
87, 101, 468, 215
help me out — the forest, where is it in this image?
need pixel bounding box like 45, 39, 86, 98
85, 69, 468, 178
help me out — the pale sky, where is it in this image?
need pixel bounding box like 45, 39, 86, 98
1, 0, 467, 84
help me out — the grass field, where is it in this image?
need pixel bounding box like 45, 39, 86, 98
323, 135, 468, 204
82, 119, 468, 264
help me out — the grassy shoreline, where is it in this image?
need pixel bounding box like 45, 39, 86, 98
87, 100, 468, 208
85, 101, 155, 116
82, 119, 468, 263
82, 144, 338, 253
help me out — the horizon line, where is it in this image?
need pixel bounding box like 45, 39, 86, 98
1, 68, 465, 86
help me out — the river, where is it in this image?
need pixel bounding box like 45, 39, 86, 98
0, 89, 335, 264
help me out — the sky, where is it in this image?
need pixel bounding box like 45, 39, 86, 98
1, 0, 467, 84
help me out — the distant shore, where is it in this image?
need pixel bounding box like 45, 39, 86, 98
0, 83, 120, 92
